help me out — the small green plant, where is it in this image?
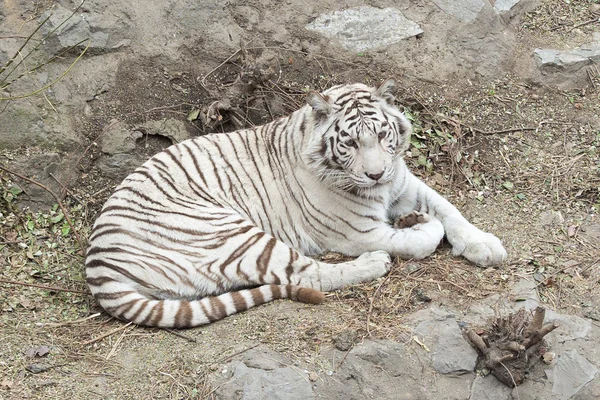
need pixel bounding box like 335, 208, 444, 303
2, 185, 23, 204
404, 107, 455, 172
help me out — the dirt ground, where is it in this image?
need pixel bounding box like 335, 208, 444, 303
1, 0, 599, 398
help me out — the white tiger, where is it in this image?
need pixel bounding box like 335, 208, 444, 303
85, 79, 507, 328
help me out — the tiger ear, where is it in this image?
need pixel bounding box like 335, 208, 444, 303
375, 78, 396, 105
307, 91, 332, 116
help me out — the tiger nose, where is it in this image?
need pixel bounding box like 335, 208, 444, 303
366, 171, 384, 181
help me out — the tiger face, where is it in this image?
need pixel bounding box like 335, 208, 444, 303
306, 79, 411, 192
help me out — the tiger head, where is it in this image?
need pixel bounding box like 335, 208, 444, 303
305, 79, 411, 193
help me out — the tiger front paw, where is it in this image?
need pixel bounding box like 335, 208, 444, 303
355, 250, 392, 277
393, 212, 445, 260
449, 226, 507, 267
394, 211, 430, 229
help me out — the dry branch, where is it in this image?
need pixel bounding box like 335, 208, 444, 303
0, 278, 88, 295
466, 307, 559, 387
81, 322, 133, 346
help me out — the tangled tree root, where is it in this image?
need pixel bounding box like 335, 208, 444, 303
466, 306, 559, 387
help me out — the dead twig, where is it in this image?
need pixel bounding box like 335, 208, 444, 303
49, 172, 85, 206
472, 126, 538, 136
36, 313, 102, 327
0, 164, 85, 251
567, 17, 600, 32
82, 322, 133, 346
366, 274, 392, 336
0, 278, 88, 294
165, 329, 198, 343
201, 50, 241, 86
214, 344, 260, 364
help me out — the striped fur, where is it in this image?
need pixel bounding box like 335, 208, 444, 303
86, 79, 507, 328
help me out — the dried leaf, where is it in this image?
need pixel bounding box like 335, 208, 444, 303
25, 345, 50, 358
5, 231, 18, 242
26, 363, 51, 374
187, 108, 200, 122
0, 378, 14, 390
412, 335, 430, 352
36, 345, 50, 357
19, 296, 34, 310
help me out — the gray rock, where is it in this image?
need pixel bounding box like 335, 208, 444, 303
547, 349, 598, 398
580, 223, 600, 243
305, 6, 423, 53
494, 0, 522, 12
0, 100, 82, 151
137, 119, 191, 145
318, 340, 472, 399
239, 348, 290, 371
98, 120, 142, 155
431, 375, 473, 400
4, 153, 80, 211
333, 330, 358, 351
430, 0, 485, 23
216, 348, 313, 400
544, 311, 592, 344
431, 321, 478, 374
539, 210, 564, 227
413, 309, 478, 374
319, 340, 425, 399
534, 43, 600, 73
96, 154, 144, 180
40, 4, 130, 54
573, 377, 600, 400
585, 305, 600, 322
469, 375, 512, 400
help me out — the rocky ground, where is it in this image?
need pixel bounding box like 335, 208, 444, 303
0, 0, 599, 399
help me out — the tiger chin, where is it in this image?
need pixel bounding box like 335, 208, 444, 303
85, 79, 507, 328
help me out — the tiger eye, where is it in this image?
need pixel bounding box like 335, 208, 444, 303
346, 139, 358, 149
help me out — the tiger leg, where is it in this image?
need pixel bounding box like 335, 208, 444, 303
289, 250, 392, 292
326, 214, 445, 260
390, 171, 507, 266
87, 223, 391, 328
212, 226, 392, 292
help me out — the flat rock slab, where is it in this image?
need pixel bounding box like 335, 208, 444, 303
470, 375, 512, 400
534, 43, 600, 73
98, 120, 142, 155
138, 119, 191, 144
548, 349, 598, 398
305, 6, 423, 53
494, 0, 521, 12
411, 308, 479, 374
215, 347, 313, 400
40, 4, 130, 53
318, 339, 472, 399
430, 0, 485, 22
